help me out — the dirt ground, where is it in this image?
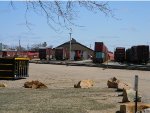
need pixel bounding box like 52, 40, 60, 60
0, 63, 150, 113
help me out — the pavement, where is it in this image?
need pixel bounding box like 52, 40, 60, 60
29, 59, 150, 71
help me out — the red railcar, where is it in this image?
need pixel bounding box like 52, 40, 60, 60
39, 47, 53, 60
93, 42, 108, 63
55, 48, 69, 60
27, 51, 39, 60
95, 42, 104, 52
126, 45, 149, 64
114, 47, 125, 62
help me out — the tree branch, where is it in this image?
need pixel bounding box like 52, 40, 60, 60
9, 1, 114, 32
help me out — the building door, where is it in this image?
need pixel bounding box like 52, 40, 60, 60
83, 51, 88, 60
71, 51, 75, 60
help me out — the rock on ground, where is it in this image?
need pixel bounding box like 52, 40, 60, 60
117, 82, 131, 91
137, 108, 150, 113
107, 77, 131, 91
107, 77, 120, 88
122, 89, 141, 103
74, 79, 94, 88
120, 102, 150, 113
0, 83, 7, 88
24, 80, 47, 89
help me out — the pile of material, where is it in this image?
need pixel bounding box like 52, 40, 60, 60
24, 80, 47, 89
74, 79, 94, 88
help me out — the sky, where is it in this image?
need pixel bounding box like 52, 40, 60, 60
0, 1, 150, 52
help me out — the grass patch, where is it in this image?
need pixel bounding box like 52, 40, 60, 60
0, 88, 115, 113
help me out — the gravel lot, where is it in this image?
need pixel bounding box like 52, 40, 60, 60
0, 63, 150, 113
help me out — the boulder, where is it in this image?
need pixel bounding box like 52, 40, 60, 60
120, 102, 150, 113
122, 89, 141, 103
74, 80, 94, 88
0, 83, 6, 88
122, 89, 135, 103
24, 81, 33, 88
24, 80, 47, 89
107, 77, 120, 88
107, 77, 131, 91
138, 108, 150, 113
117, 82, 131, 91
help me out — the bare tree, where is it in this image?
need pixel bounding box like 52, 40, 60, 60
10, 1, 113, 31
30, 42, 48, 51
2, 44, 9, 49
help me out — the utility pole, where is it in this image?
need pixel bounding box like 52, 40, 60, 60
90, 44, 91, 49
0, 43, 2, 51
19, 40, 21, 50
69, 32, 72, 61
18, 39, 21, 56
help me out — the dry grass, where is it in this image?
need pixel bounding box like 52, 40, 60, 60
0, 88, 116, 113
1, 63, 149, 113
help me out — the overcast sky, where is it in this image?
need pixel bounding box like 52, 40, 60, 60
0, 1, 150, 51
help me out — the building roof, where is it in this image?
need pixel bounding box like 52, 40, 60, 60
55, 38, 93, 51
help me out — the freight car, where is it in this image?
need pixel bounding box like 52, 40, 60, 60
93, 42, 108, 63
54, 47, 69, 60
126, 45, 149, 64
114, 47, 125, 62
39, 47, 52, 60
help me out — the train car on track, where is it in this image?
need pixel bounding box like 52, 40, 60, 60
114, 47, 126, 62
93, 42, 108, 63
126, 45, 149, 64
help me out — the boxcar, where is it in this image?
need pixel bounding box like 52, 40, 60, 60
114, 47, 125, 62
93, 42, 108, 63
126, 45, 149, 64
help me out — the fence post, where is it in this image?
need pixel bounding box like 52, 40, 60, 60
134, 75, 138, 113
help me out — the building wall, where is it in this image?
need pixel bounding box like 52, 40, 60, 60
56, 43, 94, 60
83, 51, 88, 60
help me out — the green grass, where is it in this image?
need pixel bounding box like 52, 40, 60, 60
0, 88, 116, 113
